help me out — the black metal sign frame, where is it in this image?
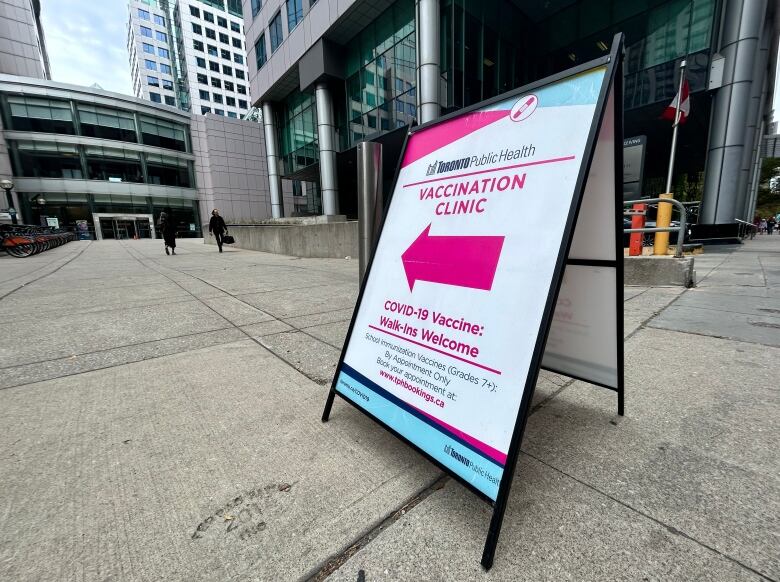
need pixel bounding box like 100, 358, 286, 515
322, 33, 625, 571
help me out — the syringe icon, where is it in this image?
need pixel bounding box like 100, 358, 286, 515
511, 96, 536, 120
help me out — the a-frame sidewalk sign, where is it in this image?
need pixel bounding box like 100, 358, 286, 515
323, 34, 625, 570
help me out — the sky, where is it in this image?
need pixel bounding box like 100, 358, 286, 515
42, 0, 133, 96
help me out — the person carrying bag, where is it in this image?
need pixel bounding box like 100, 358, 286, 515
209, 209, 235, 252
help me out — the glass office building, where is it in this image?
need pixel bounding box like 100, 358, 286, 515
0, 76, 201, 239
248, 0, 777, 227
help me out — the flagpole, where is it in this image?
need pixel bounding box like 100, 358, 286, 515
665, 59, 687, 193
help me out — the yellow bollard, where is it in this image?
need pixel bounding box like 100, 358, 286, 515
653, 192, 674, 255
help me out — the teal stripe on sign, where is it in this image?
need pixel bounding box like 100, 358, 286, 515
336, 371, 503, 500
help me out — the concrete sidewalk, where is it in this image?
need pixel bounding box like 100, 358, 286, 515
0, 237, 777, 581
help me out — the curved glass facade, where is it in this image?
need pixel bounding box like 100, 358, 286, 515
0, 89, 199, 238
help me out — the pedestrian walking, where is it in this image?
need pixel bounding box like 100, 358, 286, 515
760, 218, 767, 234
768, 216, 776, 235
158, 210, 177, 255
209, 209, 228, 253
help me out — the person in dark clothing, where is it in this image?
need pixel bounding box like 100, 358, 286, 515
158, 211, 177, 255
209, 209, 228, 253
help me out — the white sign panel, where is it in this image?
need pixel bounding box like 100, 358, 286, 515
330, 65, 612, 501
544, 87, 621, 390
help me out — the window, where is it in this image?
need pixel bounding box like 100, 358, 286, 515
84, 146, 143, 183
221, 48, 231, 59
230, 21, 241, 33
232, 37, 242, 48
7, 97, 75, 134
192, 23, 202, 34
203, 11, 214, 22
209, 61, 220, 72
139, 115, 188, 151
224, 81, 234, 91
218, 32, 229, 44
214, 109, 224, 115
147, 76, 159, 86
235, 69, 245, 80
145, 59, 157, 70
211, 78, 222, 88
138, 8, 150, 20
196, 57, 206, 68
193, 40, 204, 51
226, 96, 236, 106
238, 99, 247, 109
255, 34, 267, 68
142, 43, 154, 54
217, 16, 227, 28
234, 53, 243, 64
77, 104, 136, 142
213, 93, 223, 104
149, 92, 162, 103
164, 96, 175, 106
160, 63, 172, 74
222, 65, 232, 76
287, 0, 303, 31
162, 79, 174, 90
201, 106, 211, 114
269, 12, 283, 53
156, 31, 167, 42
208, 44, 218, 56
140, 26, 152, 38
158, 47, 169, 58
197, 73, 208, 84
206, 28, 216, 40
189, 5, 200, 17
146, 153, 192, 187
237, 84, 247, 94
12, 141, 82, 178
199, 90, 210, 100
154, 14, 165, 26
251, 0, 262, 17
227, 111, 238, 118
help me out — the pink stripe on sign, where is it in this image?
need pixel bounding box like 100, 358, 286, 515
402, 110, 508, 168
412, 402, 507, 466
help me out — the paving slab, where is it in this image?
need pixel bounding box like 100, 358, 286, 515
0, 340, 440, 582
521, 327, 780, 579
303, 320, 351, 348
648, 304, 780, 346
329, 455, 760, 582
0, 298, 229, 368
623, 287, 684, 337
238, 282, 358, 320
256, 331, 342, 385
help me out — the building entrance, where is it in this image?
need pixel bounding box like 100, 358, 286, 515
93, 213, 156, 240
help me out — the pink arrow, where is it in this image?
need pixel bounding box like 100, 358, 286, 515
401, 224, 504, 292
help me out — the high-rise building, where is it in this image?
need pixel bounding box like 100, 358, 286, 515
0, 0, 50, 79
245, 0, 779, 233
127, 0, 251, 120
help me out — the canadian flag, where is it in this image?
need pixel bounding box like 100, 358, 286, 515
662, 78, 690, 124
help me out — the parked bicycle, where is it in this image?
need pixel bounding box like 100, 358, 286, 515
1, 224, 77, 257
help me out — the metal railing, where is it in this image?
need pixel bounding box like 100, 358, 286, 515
735, 219, 758, 240
623, 198, 687, 258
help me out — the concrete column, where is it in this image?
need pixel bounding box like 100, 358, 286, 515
415, 0, 440, 124
315, 83, 339, 216
262, 101, 284, 219
700, 0, 767, 224
735, 19, 771, 220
